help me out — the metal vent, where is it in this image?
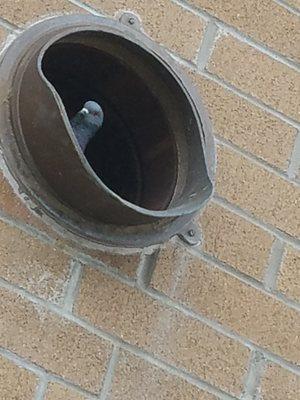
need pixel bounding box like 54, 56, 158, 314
0, 14, 215, 248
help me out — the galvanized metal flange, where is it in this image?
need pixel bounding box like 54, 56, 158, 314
0, 14, 215, 248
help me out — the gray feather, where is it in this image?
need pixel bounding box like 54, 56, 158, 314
70, 101, 104, 152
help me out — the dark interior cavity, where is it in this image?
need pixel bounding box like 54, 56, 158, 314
41, 32, 200, 211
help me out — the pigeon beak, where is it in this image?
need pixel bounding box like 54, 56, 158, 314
80, 107, 89, 116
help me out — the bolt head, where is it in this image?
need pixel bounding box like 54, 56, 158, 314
128, 17, 135, 25
188, 229, 195, 237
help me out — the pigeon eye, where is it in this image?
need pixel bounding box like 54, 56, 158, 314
80, 108, 89, 115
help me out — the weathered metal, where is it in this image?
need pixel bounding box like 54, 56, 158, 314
0, 14, 215, 248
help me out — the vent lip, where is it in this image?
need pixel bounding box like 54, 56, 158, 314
0, 14, 215, 248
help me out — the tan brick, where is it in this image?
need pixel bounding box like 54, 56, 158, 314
0, 355, 38, 400
151, 246, 300, 364
110, 350, 217, 400
0, 220, 71, 303
200, 203, 274, 280
208, 35, 300, 121
260, 363, 300, 400
53, 232, 142, 277
85, 0, 206, 61
0, 288, 112, 393
85, 249, 141, 277
216, 145, 300, 238
0, 0, 83, 26
75, 267, 249, 396
189, 72, 297, 170
0, 171, 47, 228
277, 246, 300, 302
188, 0, 300, 62
45, 382, 87, 400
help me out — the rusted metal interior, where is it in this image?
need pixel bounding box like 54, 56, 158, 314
0, 15, 215, 247
42, 34, 179, 211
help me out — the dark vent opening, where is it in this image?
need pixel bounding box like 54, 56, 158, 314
41, 34, 183, 211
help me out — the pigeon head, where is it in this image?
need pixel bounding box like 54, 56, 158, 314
70, 100, 104, 152
79, 101, 104, 129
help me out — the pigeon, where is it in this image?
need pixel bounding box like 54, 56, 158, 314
70, 101, 104, 152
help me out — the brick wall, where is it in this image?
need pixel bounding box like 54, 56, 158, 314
0, 1, 299, 399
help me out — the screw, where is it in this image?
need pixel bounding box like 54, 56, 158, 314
188, 229, 195, 237
128, 17, 135, 25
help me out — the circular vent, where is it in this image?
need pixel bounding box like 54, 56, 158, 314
0, 14, 215, 248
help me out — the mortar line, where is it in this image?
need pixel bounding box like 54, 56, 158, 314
44, 374, 99, 399
136, 252, 148, 286
287, 131, 300, 180
67, 0, 105, 16
136, 249, 160, 289
99, 346, 120, 400
179, 243, 300, 312
0, 210, 56, 245
274, 0, 300, 16
197, 21, 219, 71
0, 205, 299, 310
173, 0, 300, 72
169, 246, 189, 298
1, 276, 299, 378
179, 241, 263, 289
241, 351, 266, 400
214, 18, 300, 73
0, 345, 236, 400
142, 287, 300, 375
0, 347, 99, 400
35, 376, 48, 400
0, 294, 237, 400
74, 253, 136, 287
201, 70, 300, 128
63, 260, 83, 312
264, 240, 285, 292
0, 16, 22, 32
113, 345, 237, 400
0, 347, 44, 377
0, 202, 299, 311
213, 196, 300, 249
0, 203, 300, 310
186, 228, 300, 312
169, 51, 300, 130
215, 137, 300, 187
